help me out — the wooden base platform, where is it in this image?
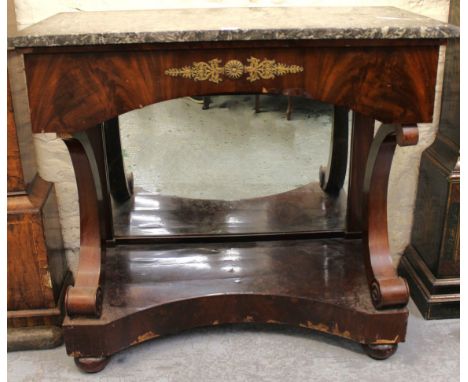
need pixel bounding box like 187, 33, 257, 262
63, 237, 407, 369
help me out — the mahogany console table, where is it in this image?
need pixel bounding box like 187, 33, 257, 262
8, 7, 459, 372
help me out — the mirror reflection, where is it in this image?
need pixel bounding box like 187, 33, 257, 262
114, 94, 348, 237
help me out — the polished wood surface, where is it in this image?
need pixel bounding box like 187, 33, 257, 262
64, 238, 408, 367
7, 176, 69, 328
24, 43, 439, 134
62, 135, 103, 317
346, 112, 374, 234
103, 118, 133, 203
361, 124, 417, 308
113, 182, 346, 241
84, 124, 114, 242
7, 70, 69, 348
7, 78, 25, 193
8, 177, 59, 311
320, 106, 349, 195
362, 343, 398, 360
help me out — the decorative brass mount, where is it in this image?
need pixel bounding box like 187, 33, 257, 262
164, 57, 304, 84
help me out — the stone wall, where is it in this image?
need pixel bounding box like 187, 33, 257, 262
12, 0, 450, 273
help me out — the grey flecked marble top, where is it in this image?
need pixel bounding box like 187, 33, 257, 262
8, 6, 460, 48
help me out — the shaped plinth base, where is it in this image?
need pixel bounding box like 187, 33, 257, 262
64, 238, 406, 372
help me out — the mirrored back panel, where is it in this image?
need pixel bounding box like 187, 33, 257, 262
114, 94, 348, 240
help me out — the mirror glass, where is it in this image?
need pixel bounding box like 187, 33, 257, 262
115, 94, 348, 237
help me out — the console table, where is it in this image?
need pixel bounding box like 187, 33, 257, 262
8, 7, 459, 373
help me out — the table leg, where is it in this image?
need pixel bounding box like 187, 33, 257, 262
254, 94, 260, 113
202, 96, 211, 110
61, 131, 104, 317
346, 112, 374, 234
102, 118, 133, 203
286, 95, 293, 120
362, 124, 418, 308
319, 106, 349, 195
85, 124, 114, 241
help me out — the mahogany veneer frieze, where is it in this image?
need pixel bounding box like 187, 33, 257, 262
24, 44, 439, 134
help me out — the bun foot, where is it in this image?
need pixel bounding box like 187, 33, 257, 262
362, 343, 398, 360
74, 356, 110, 373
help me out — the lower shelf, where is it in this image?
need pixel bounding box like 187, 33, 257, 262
112, 182, 346, 241
63, 237, 407, 361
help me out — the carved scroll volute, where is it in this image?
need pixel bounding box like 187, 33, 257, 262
362, 124, 418, 309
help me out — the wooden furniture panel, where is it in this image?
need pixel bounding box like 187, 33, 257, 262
7, 176, 69, 329
64, 239, 408, 359
8, 190, 54, 310
7, 59, 69, 351
24, 44, 439, 134
7, 79, 25, 193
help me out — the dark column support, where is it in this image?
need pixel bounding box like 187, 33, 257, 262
102, 118, 133, 204
346, 112, 374, 234
85, 124, 114, 241
319, 106, 349, 195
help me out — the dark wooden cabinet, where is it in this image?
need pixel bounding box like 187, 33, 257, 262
7, 71, 70, 350
398, 0, 460, 320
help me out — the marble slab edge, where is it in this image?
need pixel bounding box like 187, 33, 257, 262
7, 5, 461, 49
8, 25, 460, 49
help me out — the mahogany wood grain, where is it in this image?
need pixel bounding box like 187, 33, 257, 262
64, 238, 407, 369
8, 178, 57, 310
24, 43, 439, 134
62, 135, 103, 317
320, 106, 349, 195
7, 77, 25, 193
362, 124, 418, 308
7, 174, 69, 331
8, 61, 70, 349
7, 274, 71, 328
